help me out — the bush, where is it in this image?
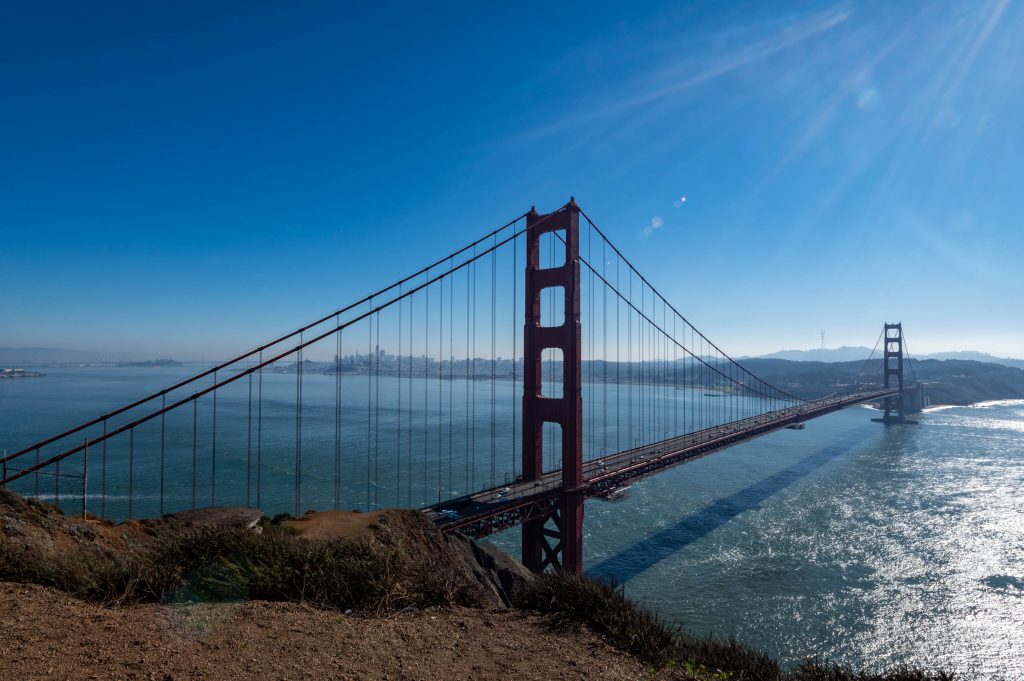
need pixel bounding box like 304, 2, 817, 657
0, 541, 159, 605
521, 572, 679, 667
0, 521, 484, 614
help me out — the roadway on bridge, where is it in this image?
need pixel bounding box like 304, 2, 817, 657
426, 389, 899, 536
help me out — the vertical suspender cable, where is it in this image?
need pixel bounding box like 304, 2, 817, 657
213, 371, 218, 507
336, 322, 343, 511
589, 220, 598, 458
512, 230, 518, 479
257, 350, 263, 509
100, 421, 107, 517
403, 292, 411, 503
465, 259, 471, 494
602, 238, 607, 458
212, 370, 218, 507
439, 275, 445, 503
247, 368, 252, 508
424, 282, 430, 506
396, 293, 402, 508
449, 261, 455, 499
192, 398, 197, 509
491, 239, 496, 488
471, 252, 476, 489
160, 395, 166, 515
374, 313, 381, 511
367, 307, 373, 511
408, 293, 414, 506
628, 270, 632, 448
616, 257, 620, 453
128, 427, 134, 519
295, 339, 302, 516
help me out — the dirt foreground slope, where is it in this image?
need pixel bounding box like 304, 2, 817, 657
0, 490, 679, 679
0, 581, 664, 681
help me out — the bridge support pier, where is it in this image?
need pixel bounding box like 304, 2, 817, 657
521, 200, 584, 574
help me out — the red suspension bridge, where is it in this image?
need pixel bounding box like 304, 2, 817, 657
0, 200, 914, 574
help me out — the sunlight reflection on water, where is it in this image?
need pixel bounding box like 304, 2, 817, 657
564, 402, 1024, 678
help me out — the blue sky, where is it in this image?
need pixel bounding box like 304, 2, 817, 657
2, 1, 1021, 360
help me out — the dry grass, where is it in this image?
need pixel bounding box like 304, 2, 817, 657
0, 512, 485, 614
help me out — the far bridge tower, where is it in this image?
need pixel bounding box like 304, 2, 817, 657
880, 322, 907, 424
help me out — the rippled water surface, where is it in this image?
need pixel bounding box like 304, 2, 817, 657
2, 368, 1021, 677
561, 401, 1024, 677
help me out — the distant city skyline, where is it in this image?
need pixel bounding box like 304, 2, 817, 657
3, 2, 1022, 359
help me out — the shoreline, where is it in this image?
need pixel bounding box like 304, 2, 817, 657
922, 397, 1024, 413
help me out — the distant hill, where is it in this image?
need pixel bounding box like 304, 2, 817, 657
921, 351, 1024, 370
756, 346, 874, 362
741, 357, 1024, 406
754, 347, 1024, 371
116, 359, 182, 367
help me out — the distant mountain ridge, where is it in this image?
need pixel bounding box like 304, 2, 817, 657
921, 351, 1024, 369
755, 346, 875, 362
752, 347, 1024, 370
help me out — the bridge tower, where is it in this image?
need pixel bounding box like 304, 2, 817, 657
521, 200, 584, 574
881, 322, 906, 424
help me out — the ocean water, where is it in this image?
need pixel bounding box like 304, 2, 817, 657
2, 366, 1022, 677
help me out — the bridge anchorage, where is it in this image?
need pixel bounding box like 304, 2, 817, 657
1, 198, 919, 576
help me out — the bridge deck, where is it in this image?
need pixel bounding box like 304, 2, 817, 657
426, 389, 899, 538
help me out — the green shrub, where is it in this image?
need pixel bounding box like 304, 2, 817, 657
0, 521, 483, 614
521, 572, 680, 667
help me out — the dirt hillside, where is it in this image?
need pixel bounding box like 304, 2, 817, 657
0, 581, 671, 680
0, 489, 675, 679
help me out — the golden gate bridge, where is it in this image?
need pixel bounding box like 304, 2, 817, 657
0, 200, 914, 574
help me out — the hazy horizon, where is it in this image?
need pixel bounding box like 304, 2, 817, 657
3, 342, 1022, 366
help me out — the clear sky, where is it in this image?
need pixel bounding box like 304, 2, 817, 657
3, 1, 1021, 360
